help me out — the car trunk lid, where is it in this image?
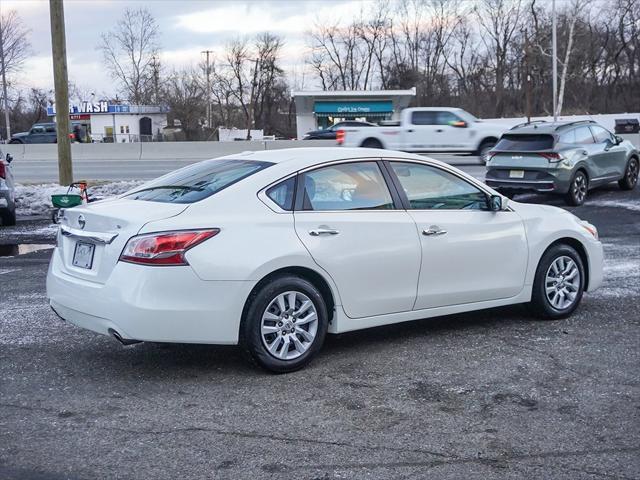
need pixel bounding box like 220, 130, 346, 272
57, 198, 189, 284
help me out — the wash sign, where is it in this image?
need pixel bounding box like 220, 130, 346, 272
47, 102, 131, 116
314, 101, 393, 115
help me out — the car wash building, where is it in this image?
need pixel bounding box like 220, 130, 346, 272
47, 101, 168, 142
291, 88, 416, 139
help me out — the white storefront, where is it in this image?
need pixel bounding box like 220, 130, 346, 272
47, 101, 168, 143
292, 88, 416, 139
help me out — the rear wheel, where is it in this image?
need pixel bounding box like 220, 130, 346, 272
477, 139, 497, 164
361, 138, 383, 149
618, 157, 638, 190
240, 275, 328, 373
530, 244, 585, 320
565, 170, 588, 206
0, 208, 16, 226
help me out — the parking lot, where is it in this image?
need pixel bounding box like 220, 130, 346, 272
1, 181, 639, 479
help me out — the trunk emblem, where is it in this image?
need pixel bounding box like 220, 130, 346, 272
77, 215, 86, 230
511, 155, 523, 159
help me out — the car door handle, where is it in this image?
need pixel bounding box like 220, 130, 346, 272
581, 150, 588, 155
309, 229, 339, 236
422, 226, 447, 236
436, 129, 444, 133
406, 129, 414, 133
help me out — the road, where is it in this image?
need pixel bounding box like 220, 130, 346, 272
1, 185, 639, 479
11, 153, 484, 183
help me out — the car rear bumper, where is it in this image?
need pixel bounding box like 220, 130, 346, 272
485, 168, 571, 193
46, 247, 256, 344
485, 177, 556, 192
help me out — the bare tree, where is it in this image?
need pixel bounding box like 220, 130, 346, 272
0, 10, 30, 139
98, 8, 160, 104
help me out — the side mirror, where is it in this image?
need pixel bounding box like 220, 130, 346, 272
614, 135, 623, 145
5, 153, 12, 164
488, 194, 508, 211
450, 120, 467, 128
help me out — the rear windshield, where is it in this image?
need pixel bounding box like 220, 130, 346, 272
125, 159, 272, 204
494, 134, 555, 151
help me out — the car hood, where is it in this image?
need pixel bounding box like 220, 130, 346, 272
11, 132, 29, 138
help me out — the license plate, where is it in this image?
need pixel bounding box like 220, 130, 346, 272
72, 242, 95, 269
509, 170, 525, 178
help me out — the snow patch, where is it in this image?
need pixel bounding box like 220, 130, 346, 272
588, 200, 640, 212
15, 181, 145, 216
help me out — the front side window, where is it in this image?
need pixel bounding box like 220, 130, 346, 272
436, 111, 463, 126
126, 159, 272, 204
390, 162, 489, 210
590, 125, 613, 143
301, 162, 394, 211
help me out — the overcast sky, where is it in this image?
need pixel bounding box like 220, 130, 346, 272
2, 0, 373, 100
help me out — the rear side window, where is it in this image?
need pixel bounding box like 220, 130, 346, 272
266, 177, 295, 211
301, 162, 394, 211
411, 111, 438, 125
126, 159, 272, 204
494, 134, 554, 151
574, 126, 595, 144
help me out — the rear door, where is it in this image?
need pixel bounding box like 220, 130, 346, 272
293, 160, 421, 319
387, 160, 527, 309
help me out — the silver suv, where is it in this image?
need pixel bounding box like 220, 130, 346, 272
485, 120, 639, 205
0, 150, 16, 226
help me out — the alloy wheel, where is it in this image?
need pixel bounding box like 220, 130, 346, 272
545, 256, 581, 310
261, 291, 319, 360
572, 173, 587, 204
627, 158, 639, 186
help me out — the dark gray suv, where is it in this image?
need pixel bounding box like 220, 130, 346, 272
485, 120, 639, 205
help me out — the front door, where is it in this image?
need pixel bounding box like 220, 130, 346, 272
404, 110, 471, 151
293, 160, 421, 319
589, 125, 627, 181
387, 161, 528, 310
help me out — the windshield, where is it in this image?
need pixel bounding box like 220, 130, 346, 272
125, 159, 272, 204
494, 134, 555, 151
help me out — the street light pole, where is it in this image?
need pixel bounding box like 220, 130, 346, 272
552, 0, 558, 121
49, 0, 73, 185
0, 22, 11, 141
201, 50, 214, 129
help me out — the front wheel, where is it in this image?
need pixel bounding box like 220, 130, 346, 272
361, 138, 383, 149
530, 244, 585, 320
618, 157, 638, 190
240, 275, 328, 373
565, 170, 588, 206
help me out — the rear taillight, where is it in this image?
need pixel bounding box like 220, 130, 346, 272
539, 152, 563, 162
0, 162, 5, 179
119, 229, 220, 266
336, 129, 345, 145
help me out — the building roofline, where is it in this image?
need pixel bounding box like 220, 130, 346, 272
291, 88, 416, 98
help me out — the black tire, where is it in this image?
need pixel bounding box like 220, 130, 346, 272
565, 170, 588, 206
477, 139, 497, 164
618, 156, 638, 190
530, 244, 585, 320
0, 208, 16, 226
361, 138, 383, 149
8, 139, 22, 144
239, 275, 328, 373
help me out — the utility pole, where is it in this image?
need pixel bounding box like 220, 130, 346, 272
201, 50, 213, 129
0, 20, 11, 141
552, 0, 558, 121
151, 55, 160, 104
49, 0, 73, 185
524, 29, 532, 123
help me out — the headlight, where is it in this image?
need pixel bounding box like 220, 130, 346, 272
580, 221, 598, 240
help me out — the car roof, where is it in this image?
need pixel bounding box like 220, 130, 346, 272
219, 147, 435, 171
508, 120, 598, 134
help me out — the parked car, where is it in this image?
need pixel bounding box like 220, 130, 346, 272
485, 120, 639, 206
47, 148, 603, 372
303, 121, 376, 140
337, 107, 506, 162
9, 122, 77, 144
0, 150, 16, 226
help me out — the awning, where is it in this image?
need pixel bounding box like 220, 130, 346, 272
315, 112, 392, 118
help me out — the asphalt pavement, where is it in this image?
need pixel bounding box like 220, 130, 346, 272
0, 183, 639, 479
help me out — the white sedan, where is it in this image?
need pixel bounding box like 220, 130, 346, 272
47, 148, 603, 372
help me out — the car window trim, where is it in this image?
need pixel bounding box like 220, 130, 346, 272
383, 159, 497, 212
294, 159, 403, 212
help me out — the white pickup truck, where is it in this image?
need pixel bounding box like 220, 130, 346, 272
337, 107, 507, 162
